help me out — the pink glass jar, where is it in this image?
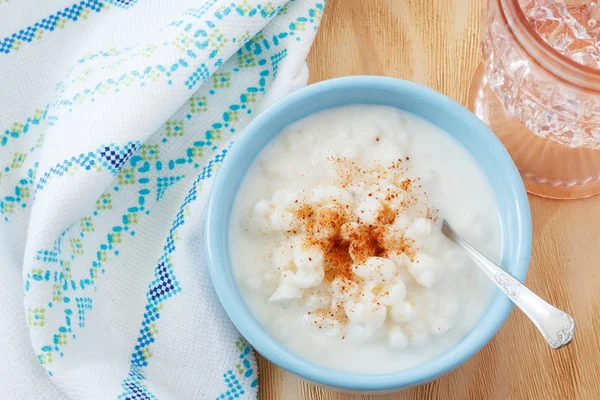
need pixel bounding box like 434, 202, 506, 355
468, 0, 600, 199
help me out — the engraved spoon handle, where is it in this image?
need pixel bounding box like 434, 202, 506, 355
442, 220, 574, 349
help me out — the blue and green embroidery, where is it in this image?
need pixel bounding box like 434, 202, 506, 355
12, 2, 326, 399
44, 0, 290, 119
216, 338, 258, 400
118, 149, 227, 399
107, 0, 138, 8
0, 0, 142, 55
1, 108, 45, 147
0, 1, 106, 55
35, 142, 140, 193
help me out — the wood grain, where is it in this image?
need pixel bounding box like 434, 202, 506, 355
258, 0, 600, 398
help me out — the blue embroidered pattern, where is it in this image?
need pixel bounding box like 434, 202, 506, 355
2, 1, 305, 221
1, 108, 45, 147
118, 150, 226, 399
216, 363, 256, 399
0, 1, 105, 55
156, 176, 184, 201
107, 0, 138, 8
45, 1, 289, 116
35, 142, 140, 193
8, 1, 327, 398
216, 338, 259, 400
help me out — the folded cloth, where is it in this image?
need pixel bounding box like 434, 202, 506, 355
0, 1, 325, 398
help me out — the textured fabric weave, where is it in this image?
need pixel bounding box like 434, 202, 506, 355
0, 1, 325, 398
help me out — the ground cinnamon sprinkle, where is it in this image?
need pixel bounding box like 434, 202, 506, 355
322, 236, 353, 282
295, 204, 314, 221
347, 224, 387, 264
287, 156, 437, 327
400, 178, 412, 191
311, 307, 349, 326
294, 205, 354, 282
426, 207, 439, 222
377, 203, 396, 225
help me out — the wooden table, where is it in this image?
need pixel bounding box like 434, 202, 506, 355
258, 0, 600, 398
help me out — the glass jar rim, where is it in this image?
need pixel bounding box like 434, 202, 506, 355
500, 0, 600, 93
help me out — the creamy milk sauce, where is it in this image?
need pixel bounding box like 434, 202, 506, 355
229, 105, 502, 373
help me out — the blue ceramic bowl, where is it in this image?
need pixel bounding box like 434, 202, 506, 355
206, 76, 531, 391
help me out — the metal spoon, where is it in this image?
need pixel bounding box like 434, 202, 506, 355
441, 220, 575, 349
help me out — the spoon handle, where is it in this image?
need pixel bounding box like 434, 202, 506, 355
442, 221, 574, 349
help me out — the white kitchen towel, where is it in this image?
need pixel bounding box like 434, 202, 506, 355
0, 1, 325, 398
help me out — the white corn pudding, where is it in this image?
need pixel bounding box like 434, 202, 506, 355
229, 105, 502, 373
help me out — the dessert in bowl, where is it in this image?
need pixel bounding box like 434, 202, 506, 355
206, 76, 531, 391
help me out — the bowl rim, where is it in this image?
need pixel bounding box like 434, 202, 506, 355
206, 76, 532, 391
